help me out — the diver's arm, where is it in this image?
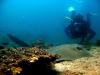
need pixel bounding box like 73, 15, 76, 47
65, 11, 76, 21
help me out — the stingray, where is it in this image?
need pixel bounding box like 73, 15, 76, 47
47, 44, 91, 61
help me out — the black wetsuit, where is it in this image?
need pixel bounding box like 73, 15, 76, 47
65, 18, 96, 44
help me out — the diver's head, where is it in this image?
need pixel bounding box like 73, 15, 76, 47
73, 14, 84, 22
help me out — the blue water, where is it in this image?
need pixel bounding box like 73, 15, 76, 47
0, 0, 100, 46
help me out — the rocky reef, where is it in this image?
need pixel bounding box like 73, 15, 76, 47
32, 39, 53, 49
0, 43, 100, 75
0, 47, 60, 75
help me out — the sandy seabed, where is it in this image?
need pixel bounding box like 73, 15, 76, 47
54, 45, 100, 75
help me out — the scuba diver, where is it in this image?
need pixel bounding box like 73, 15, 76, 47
65, 11, 96, 44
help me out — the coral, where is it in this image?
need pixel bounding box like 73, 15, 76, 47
0, 47, 60, 75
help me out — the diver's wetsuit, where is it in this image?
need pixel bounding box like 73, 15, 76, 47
65, 12, 96, 44
75, 20, 96, 44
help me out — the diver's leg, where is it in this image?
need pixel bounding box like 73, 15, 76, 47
86, 29, 96, 42
79, 35, 86, 44
79, 39, 84, 44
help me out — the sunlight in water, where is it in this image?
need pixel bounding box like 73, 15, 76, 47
68, 6, 75, 12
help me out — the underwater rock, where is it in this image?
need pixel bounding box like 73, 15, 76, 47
32, 39, 46, 49
47, 44, 91, 61
96, 40, 100, 46
0, 45, 4, 49
32, 39, 53, 49
18, 56, 59, 75
0, 47, 60, 75
7, 34, 30, 47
